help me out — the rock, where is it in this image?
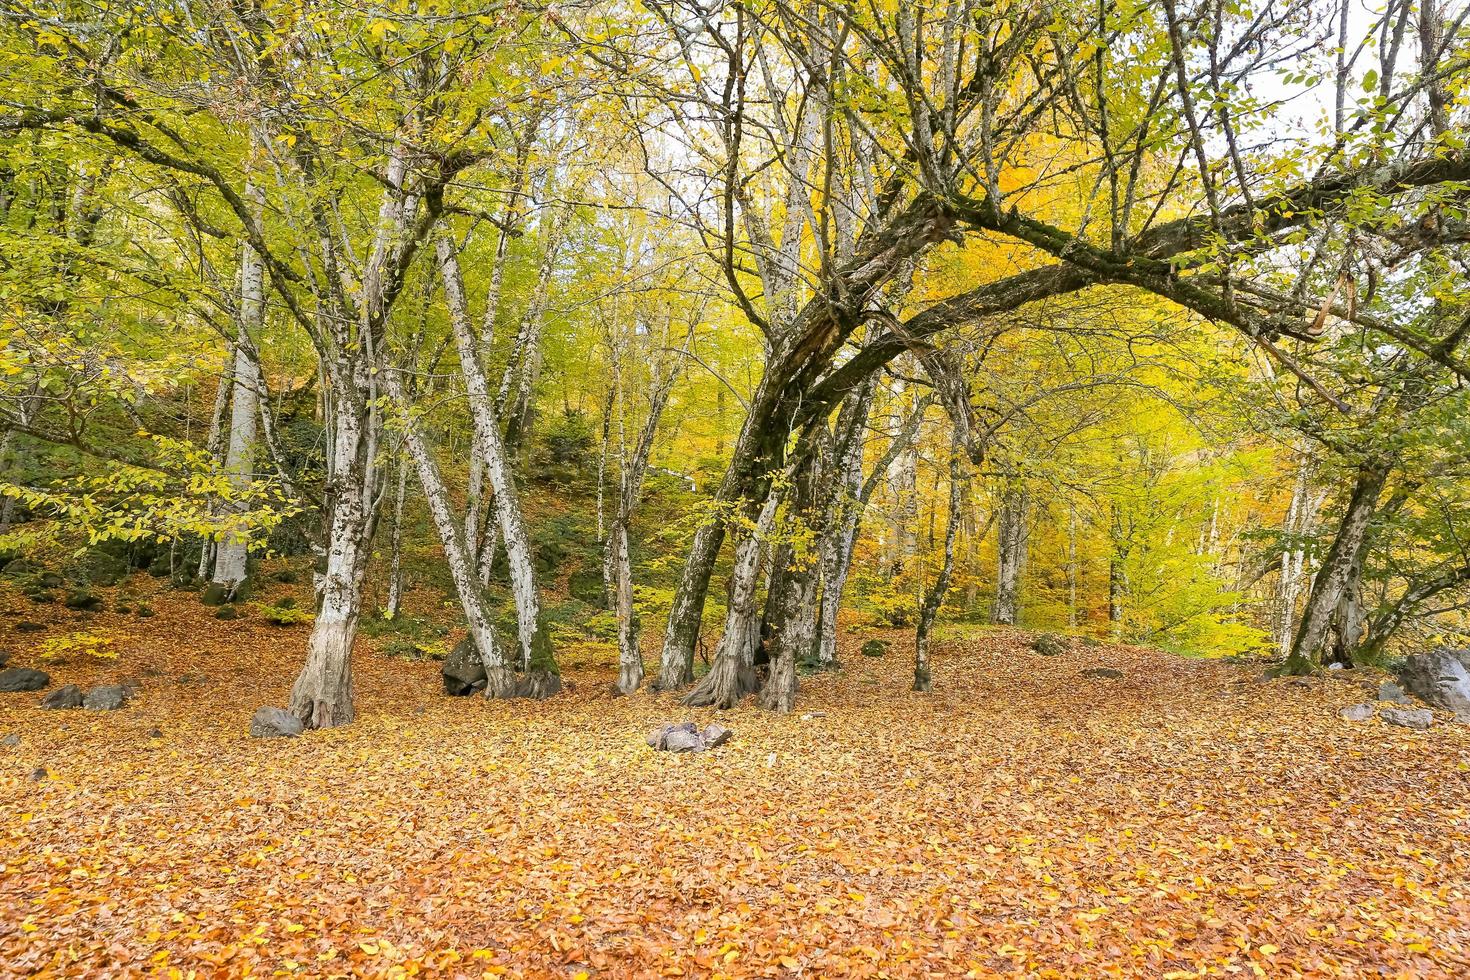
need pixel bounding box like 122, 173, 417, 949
0, 667, 50, 692
249, 706, 304, 738
648, 720, 728, 752
663, 729, 703, 752
860, 639, 887, 658
1032, 633, 1068, 657
441, 637, 487, 695
15, 621, 45, 633
36, 572, 64, 589
1081, 667, 1124, 679
1377, 680, 1412, 704
117, 676, 142, 695
1326, 661, 1345, 671
1339, 703, 1375, 722
40, 684, 83, 710
135, 606, 155, 618
63, 590, 103, 612
1380, 706, 1434, 730
799, 712, 827, 721
29, 766, 47, 782
83, 685, 129, 710
145, 727, 163, 739
214, 606, 239, 620
1398, 648, 1470, 719
2, 733, 19, 748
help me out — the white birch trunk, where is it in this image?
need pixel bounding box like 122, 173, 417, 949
210, 211, 265, 598
436, 235, 555, 680
386, 369, 517, 696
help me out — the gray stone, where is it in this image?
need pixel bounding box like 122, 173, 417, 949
662, 728, 705, 753
83, 685, 129, 710
441, 637, 486, 696
249, 706, 303, 738
29, 766, 47, 782
648, 720, 726, 752
1380, 706, 1434, 730
1081, 667, 1124, 680
1377, 680, 1412, 704
1398, 648, 1470, 718
0, 667, 50, 692
15, 621, 45, 633
0, 650, 9, 668
1339, 703, 1375, 722
40, 684, 83, 710
1, 733, 19, 748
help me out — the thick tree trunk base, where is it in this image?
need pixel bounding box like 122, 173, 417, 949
683, 654, 756, 709
514, 669, 563, 700
759, 656, 797, 713
654, 659, 695, 692
288, 652, 354, 729
615, 660, 644, 696
912, 666, 933, 692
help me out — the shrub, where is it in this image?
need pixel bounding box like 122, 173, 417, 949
254, 602, 313, 627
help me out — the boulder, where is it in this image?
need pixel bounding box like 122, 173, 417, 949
662, 728, 704, 753
646, 721, 733, 752
1032, 633, 1068, 657
1081, 667, 1124, 679
63, 591, 103, 612
1380, 706, 1434, 730
83, 685, 129, 710
860, 639, 887, 658
1, 733, 19, 748
40, 684, 83, 710
0, 667, 50, 692
249, 706, 304, 738
1397, 648, 1470, 719
441, 637, 486, 695
15, 622, 45, 633
1377, 680, 1412, 704
1339, 703, 1375, 722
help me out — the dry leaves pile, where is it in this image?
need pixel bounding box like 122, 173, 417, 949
2, 591, 1469, 978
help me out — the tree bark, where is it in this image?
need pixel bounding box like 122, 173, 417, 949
1285, 457, 1392, 672
437, 234, 558, 685
684, 493, 781, 709
915, 440, 963, 692
384, 452, 408, 620
386, 368, 518, 697
992, 480, 1029, 626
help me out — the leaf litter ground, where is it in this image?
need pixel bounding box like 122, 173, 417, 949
2, 591, 1469, 977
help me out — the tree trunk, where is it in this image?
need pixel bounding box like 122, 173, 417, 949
611, 518, 642, 695
209, 186, 265, 600
384, 452, 408, 620
289, 381, 375, 729
1285, 458, 1391, 673
915, 441, 963, 692
684, 493, 781, 709
992, 481, 1029, 626
437, 235, 558, 686
386, 369, 518, 697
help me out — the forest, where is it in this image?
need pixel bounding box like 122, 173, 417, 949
1, 0, 1469, 975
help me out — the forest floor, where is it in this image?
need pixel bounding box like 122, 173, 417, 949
2, 585, 1469, 978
